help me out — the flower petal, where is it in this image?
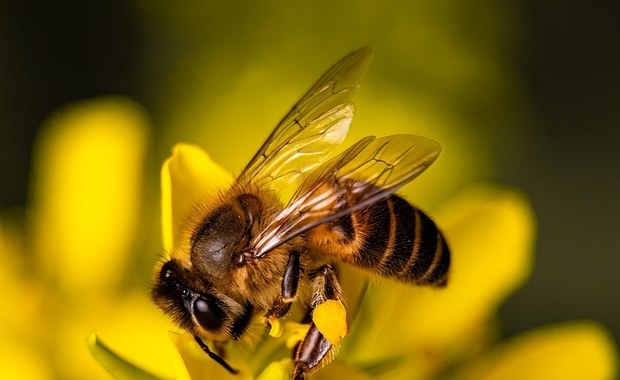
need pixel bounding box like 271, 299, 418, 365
256, 358, 293, 380
56, 291, 176, 380
0, 220, 40, 337
169, 332, 252, 380
418, 184, 536, 344
0, 340, 53, 380
93, 292, 179, 379
342, 185, 535, 376
88, 333, 165, 380
161, 143, 232, 252
457, 321, 618, 380
268, 317, 284, 338
31, 97, 149, 295
285, 322, 311, 349
314, 360, 373, 380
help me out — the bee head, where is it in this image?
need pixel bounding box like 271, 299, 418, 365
151, 259, 252, 341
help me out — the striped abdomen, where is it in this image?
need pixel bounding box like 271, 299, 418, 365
310, 195, 450, 287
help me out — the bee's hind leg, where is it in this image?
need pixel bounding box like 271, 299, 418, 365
308, 264, 344, 308
293, 264, 345, 380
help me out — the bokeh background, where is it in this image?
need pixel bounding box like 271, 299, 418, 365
1, 0, 618, 375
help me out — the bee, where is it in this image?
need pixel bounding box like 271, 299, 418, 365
151, 47, 450, 379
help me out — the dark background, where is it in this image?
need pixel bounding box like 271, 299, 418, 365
1, 1, 618, 344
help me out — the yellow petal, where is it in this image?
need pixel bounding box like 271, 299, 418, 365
343, 184, 535, 373
169, 332, 252, 380
419, 184, 535, 343
31, 97, 149, 296
0, 221, 52, 379
165, 332, 192, 380
313, 300, 349, 345
88, 334, 164, 380
268, 317, 284, 338
55, 292, 176, 380
0, 220, 37, 334
458, 321, 618, 380
94, 292, 178, 379
0, 339, 52, 380
315, 359, 374, 380
161, 143, 233, 252
256, 358, 294, 380
285, 322, 311, 349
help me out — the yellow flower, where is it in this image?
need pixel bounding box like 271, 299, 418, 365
90, 143, 616, 380
1, 97, 617, 379
0, 98, 179, 380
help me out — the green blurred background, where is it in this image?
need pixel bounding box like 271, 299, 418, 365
1, 0, 618, 349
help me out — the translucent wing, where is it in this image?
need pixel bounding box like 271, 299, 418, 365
252, 135, 442, 257
238, 47, 374, 190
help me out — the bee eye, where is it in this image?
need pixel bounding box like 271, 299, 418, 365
193, 297, 225, 331
160, 261, 174, 282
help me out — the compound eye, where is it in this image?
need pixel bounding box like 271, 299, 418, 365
193, 297, 225, 331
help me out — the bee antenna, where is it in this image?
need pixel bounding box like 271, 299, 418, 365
193, 336, 239, 374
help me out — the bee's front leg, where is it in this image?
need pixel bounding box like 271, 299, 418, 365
266, 250, 301, 319
293, 264, 345, 380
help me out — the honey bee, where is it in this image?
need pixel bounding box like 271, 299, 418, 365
151, 47, 450, 379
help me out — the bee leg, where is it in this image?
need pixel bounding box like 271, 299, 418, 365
194, 336, 238, 374
266, 250, 301, 318
308, 264, 343, 307
293, 264, 344, 379
293, 324, 331, 380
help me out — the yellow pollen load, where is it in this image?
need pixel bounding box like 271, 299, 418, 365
312, 300, 348, 345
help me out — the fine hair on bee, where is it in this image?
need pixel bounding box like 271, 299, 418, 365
151, 46, 450, 380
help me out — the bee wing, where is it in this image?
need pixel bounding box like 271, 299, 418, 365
238, 47, 374, 190
252, 135, 442, 257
